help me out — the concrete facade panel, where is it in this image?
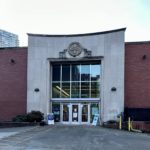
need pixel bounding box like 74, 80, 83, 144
27, 29, 125, 122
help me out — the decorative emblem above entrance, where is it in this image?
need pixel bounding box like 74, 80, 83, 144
59, 42, 92, 58
68, 42, 83, 57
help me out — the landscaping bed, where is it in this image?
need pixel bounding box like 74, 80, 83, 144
103, 121, 150, 133
0, 110, 47, 128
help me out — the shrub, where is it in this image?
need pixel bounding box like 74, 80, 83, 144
12, 114, 28, 122
12, 111, 44, 123
27, 111, 44, 122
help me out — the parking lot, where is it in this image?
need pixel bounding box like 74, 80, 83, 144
0, 125, 150, 150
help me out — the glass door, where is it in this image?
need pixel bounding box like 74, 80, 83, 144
61, 103, 91, 125
81, 104, 90, 124
71, 104, 79, 124
62, 104, 70, 123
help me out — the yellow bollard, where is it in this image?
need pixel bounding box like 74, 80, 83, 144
127, 117, 142, 132
128, 117, 131, 131
119, 115, 122, 130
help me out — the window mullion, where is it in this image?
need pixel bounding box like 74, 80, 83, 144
80, 64, 81, 98
60, 64, 62, 98
90, 64, 91, 98
70, 64, 71, 99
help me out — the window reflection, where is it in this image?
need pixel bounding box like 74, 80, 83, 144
81, 82, 90, 98
90, 103, 99, 123
81, 65, 90, 81
52, 63, 100, 98
63, 104, 69, 121
91, 82, 100, 98
72, 65, 80, 81
82, 105, 88, 122
62, 64, 70, 81
61, 83, 70, 98
91, 64, 100, 81
52, 82, 60, 98
52, 103, 60, 122
71, 82, 80, 98
52, 65, 60, 81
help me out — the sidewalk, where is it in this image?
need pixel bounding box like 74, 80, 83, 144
0, 126, 38, 139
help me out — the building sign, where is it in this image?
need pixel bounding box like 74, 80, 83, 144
92, 114, 99, 126
47, 113, 54, 125
92, 107, 99, 115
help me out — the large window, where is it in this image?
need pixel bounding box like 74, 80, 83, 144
52, 63, 101, 99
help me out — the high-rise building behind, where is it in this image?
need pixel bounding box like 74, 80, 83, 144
0, 29, 19, 47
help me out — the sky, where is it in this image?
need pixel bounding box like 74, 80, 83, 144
0, 0, 150, 46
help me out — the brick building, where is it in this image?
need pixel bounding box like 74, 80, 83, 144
0, 47, 27, 121
0, 28, 149, 123
125, 41, 150, 121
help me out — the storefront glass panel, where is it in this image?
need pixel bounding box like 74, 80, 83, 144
52, 102, 99, 124
91, 82, 100, 98
52, 63, 101, 99
82, 104, 88, 122
62, 64, 70, 81
52, 82, 61, 98
71, 82, 80, 98
52, 64, 60, 81
72, 104, 79, 122
81, 65, 90, 81
90, 103, 99, 123
61, 82, 70, 98
52, 103, 60, 122
81, 82, 90, 98
63, 104, 69, 122
91, 64, 100, 81
72, 64, 80, 81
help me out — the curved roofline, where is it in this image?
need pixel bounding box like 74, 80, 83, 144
27, 28, 126, 37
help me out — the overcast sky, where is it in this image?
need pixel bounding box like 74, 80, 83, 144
0, 0, 150, 46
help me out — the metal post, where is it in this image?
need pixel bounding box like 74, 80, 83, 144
119, 115, 122, 130
128, 117, 131, 131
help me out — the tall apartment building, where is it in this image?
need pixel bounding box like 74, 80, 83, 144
0, 29, 19, 47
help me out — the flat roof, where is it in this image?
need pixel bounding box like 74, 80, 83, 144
125, 41, 150, 45
27, 28, 126, 37
0, 47, 27, 50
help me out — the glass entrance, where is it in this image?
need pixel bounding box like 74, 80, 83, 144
81, 104, 89, 123
62, 104, 69, 122
61, 103, 91, 124
72, 104, 79, 124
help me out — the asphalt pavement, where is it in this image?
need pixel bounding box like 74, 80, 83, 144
0, 125, 149, 150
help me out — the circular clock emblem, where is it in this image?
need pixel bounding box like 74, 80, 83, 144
68, 42, 83, 57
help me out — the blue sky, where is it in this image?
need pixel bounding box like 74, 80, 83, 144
0, 0, 150, 46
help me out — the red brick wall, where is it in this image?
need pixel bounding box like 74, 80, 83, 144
0, 47, 27, 121
125, 42, 150, 108
1, 42, 150, 121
